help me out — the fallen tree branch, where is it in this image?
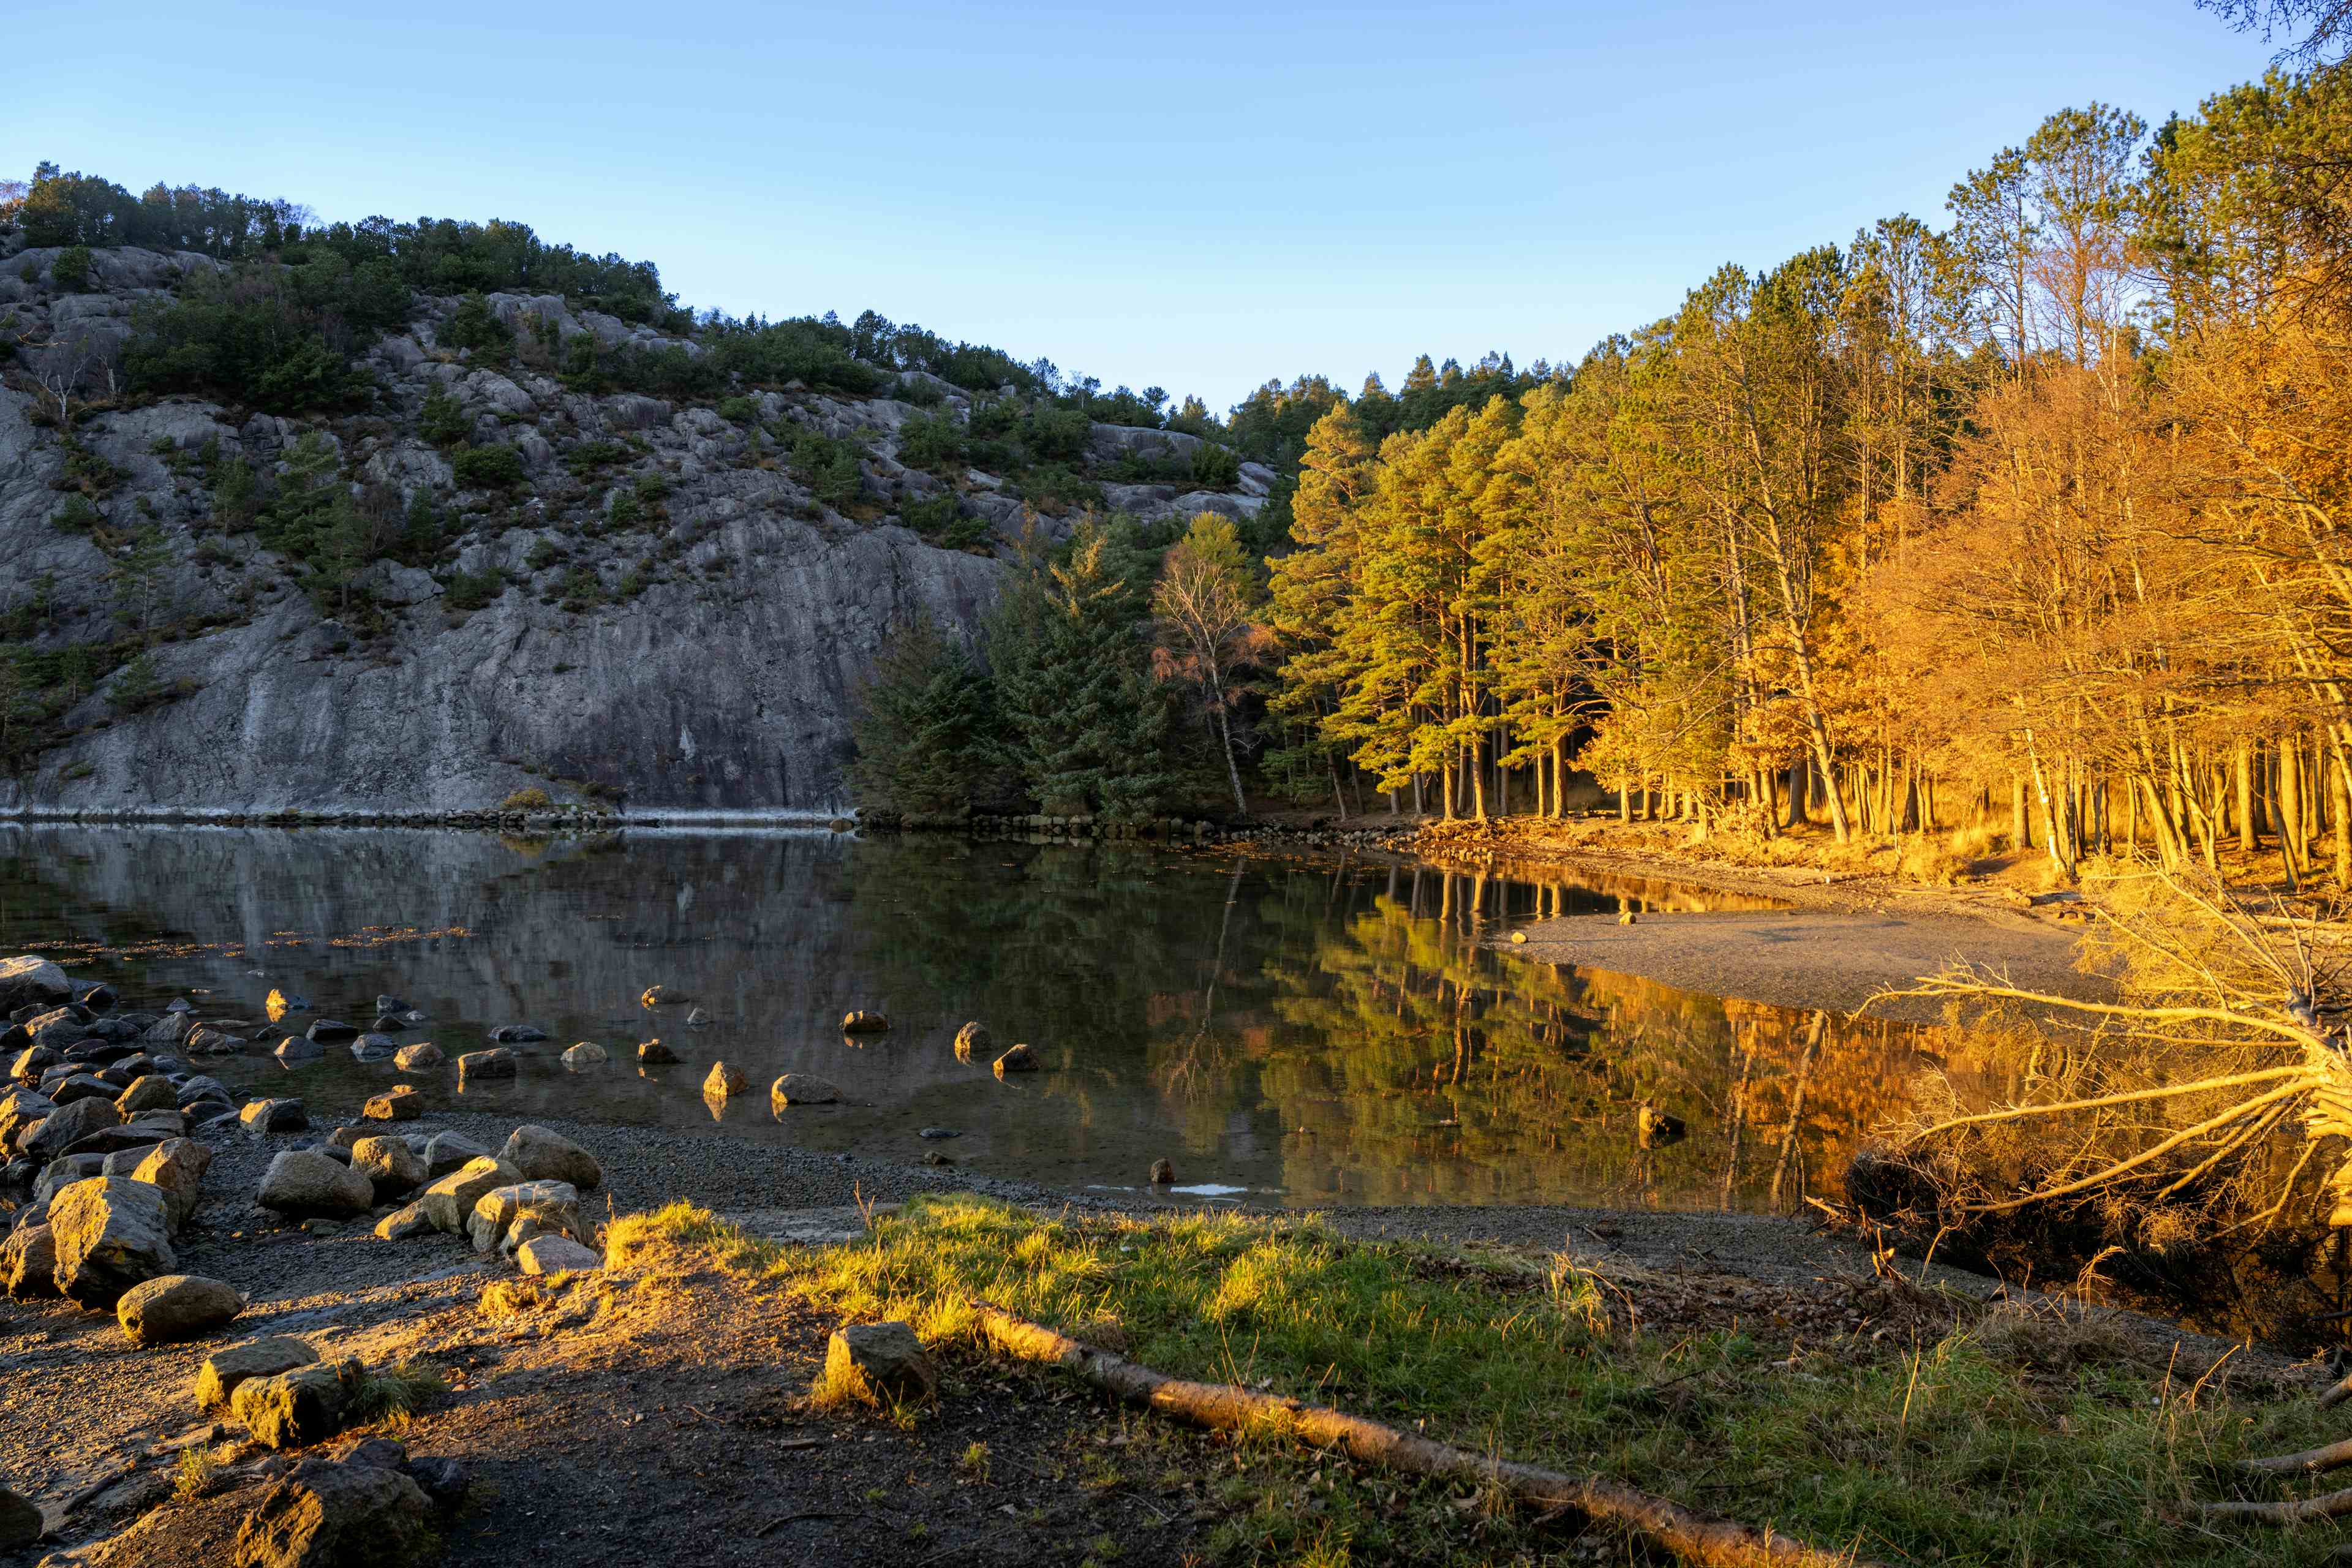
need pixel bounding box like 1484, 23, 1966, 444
968, 1300, 1874, 1568
2195, 1483, 2352, 1521
2241, 1434, 2352, 1476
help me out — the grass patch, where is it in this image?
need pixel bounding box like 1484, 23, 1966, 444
348, 1360, 450, 1432
616, 1195, 2345, 1567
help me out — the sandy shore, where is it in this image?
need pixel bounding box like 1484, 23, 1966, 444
1499, 907, 2110, 1023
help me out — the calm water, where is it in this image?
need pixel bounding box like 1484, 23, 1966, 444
0, 826, 1958, 1212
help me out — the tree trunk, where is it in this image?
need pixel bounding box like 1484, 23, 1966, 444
968, 1305, 1875, 1568
2235, 740, 2258, 853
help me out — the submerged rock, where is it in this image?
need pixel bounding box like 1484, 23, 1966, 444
454, 1048, 518, 1087
701, 1061, 748, 1099
840, 1010, 889, 1033
560, 1041, 606, 1069
992, 1043, 1039, 1076
635, 1038, 678, 1065
391, 1042, 443, 1072
771, 1074, 839, 1108
952, 1021, 989, 1060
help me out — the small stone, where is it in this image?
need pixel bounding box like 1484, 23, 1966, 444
770, 1074, 839, 1109
952, 1021, 989, 1060
635, 1038, 677, 1065
256, 1150, 374, 1219
454, 1048, 518, 1087
374, 995, 410, 1016
240, 1098, 309, 1136
701, 1061, 748, 1099
992, 1043, 1039, 1076
392, 1042, 443, 1072
1618, 911, 1637, 925
1149, 1158, 1175, 1185
118, 1273, 243, 1345
1510, 930, 1529, 944
350, 1137, 427, 1200
917, 1127, 960, 1140
498, 1125, 601, 1189
305, 1020, 358, 1044
824, 1321, 937, 1404
488, 1024, 548, 1044
685, 1007, 712, 1027
639, 985, 682, 1009
361, 1086, 423, 1121
195, 1336, 319, 1410
840, 1010, 889, 1033
515, 1234, 600, 1275
560, 1041, 606, 1069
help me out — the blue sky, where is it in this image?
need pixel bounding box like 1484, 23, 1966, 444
4, 1, 2283, 411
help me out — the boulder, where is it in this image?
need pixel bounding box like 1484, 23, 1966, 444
992, 1043, 1039, 1076
454, 1048, 517, 1087
241, 1098, 309, 1135
118, 1273, 243, 1345
0, 956, 72, 1012
0, 1484, 39, 1551
195, 1336, 319, 1410
0, 1087, 56, 1150
559, 1041, 605, 1068
823, 1321, 937, 1403
952, 1021, 989, 1061
232, 1454, 434, 1568
304, 1020, 358, 1044
143, 1010, 193, 1046
129, 1137, 212, 1229
0, 1222, 57, 1299
256, 1151, 374, 1219
350, 1136, 427, 1200
418, 1157, 521, 1234
499, 1125, 600, 1189
115, 1074, 179, 1117
635, 1038, 678, 1064
8, 1047, 57, 1087
466, 1180, 580, 1253
372, 1202, 434, 1241
421, 1131, 488, 1177
232, 1359, 363, 1449
50, 1073, 121, 1106
361, 1086, 423, 1121
515, 1234, 600, 1275
841, 1010, 889, 1033
36, 1153, 108, 1202
24, 1095, 121, 1159
488, 1024, 547, 1044
701, 1061, 748, 1098
391, 1042, 442, 1072
47, 1175, 176, 1306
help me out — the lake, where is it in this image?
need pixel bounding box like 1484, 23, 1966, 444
0, 825, 1959, 1212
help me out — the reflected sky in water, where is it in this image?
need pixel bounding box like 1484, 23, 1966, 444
0, 826, 1959, 1211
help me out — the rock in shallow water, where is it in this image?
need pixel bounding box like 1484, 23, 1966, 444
701, 1061, 747, 1099
454, 1048, 518, 1087
635, 1038, 677, 1065
391, 1042, 442, 1072
992, 1043, 1039, 1076
840, 1010, 889, 1033
560, 1041, 605, 1068
771, 1074, 839, 1108
952, 1020, 989, 1060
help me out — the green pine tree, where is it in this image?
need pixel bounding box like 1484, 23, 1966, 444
846, 611, 993, 815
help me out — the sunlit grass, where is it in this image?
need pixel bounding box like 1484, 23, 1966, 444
621, 1195, 2344, 1566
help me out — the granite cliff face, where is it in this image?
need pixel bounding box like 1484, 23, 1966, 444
0, 239, 1268, 817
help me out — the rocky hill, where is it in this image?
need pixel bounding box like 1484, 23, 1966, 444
0, 235, 1270, 819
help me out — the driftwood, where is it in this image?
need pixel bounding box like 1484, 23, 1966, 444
969, 1302, 1874, 1568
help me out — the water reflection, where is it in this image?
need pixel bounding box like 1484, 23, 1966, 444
0, 826, 1966, 1212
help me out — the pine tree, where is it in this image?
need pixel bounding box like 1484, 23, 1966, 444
846, 611, 992, 815
987, 522, 1178, 818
